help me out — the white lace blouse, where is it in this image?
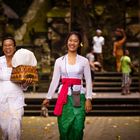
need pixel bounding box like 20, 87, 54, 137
46, 54, 93, 99
0, 56, 25, 108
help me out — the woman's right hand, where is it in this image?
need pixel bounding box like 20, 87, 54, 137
42, 99, 50, 107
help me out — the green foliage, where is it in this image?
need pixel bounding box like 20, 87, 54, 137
23, 1, 51, 43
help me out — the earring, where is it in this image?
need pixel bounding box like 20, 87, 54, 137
80, 42, 83, 47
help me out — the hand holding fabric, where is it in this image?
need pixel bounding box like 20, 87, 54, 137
42, 99, 50, 107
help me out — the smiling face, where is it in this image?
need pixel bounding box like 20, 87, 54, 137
2, 39, 16, 57
67, 34, 80, 53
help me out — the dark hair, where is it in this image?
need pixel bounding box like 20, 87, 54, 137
65, 31, 83, 54
2, 35, 16, 47
124, 49, 129, 55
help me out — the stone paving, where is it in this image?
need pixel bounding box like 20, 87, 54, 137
20, 116, 140, 140
24, 92, 140, 99
1, 116, 139, 140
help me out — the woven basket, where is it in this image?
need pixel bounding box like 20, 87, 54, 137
10, 65, 38, 83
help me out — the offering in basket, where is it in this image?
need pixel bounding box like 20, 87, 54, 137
10, 48, 38, 83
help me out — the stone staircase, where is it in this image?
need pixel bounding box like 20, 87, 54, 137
93, 72, 139, 93
24, 97, 140, 116
24, 72, 140, 116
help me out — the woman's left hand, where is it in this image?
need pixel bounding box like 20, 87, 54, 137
22, 78, 33, 88
85, 99, 92, 113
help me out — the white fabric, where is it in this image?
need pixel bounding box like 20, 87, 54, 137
12, 48, 37, 67
96, 29, 102, 33
0, 99, 24, 140
93, 36, 104, 53
0, 56, 26, 140
46, 54, 93, 99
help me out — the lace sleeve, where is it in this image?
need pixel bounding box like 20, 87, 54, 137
84, 59, 93, 99
46, 59, 61, 99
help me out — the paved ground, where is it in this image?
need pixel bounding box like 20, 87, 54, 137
1, 116, 139, 140
24, 92, 140, 99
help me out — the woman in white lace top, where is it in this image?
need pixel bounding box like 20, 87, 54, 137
43, 31, 93, 140
0, 36, 32, 140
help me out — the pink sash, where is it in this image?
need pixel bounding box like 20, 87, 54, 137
54, 78, 81, 116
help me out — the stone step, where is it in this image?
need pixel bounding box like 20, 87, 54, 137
94, 77, 138, 82
24, 104, 140, 111
24, 109, 140, 116
94, 72, 138, 76
24, 97, 140, 116
93, 82, 139, 87
93, 87, 138, 92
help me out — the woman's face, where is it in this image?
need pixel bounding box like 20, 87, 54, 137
2, 39, 16, 57
67, 34, 80, 52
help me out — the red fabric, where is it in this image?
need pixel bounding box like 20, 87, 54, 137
54, 78, 81, 116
